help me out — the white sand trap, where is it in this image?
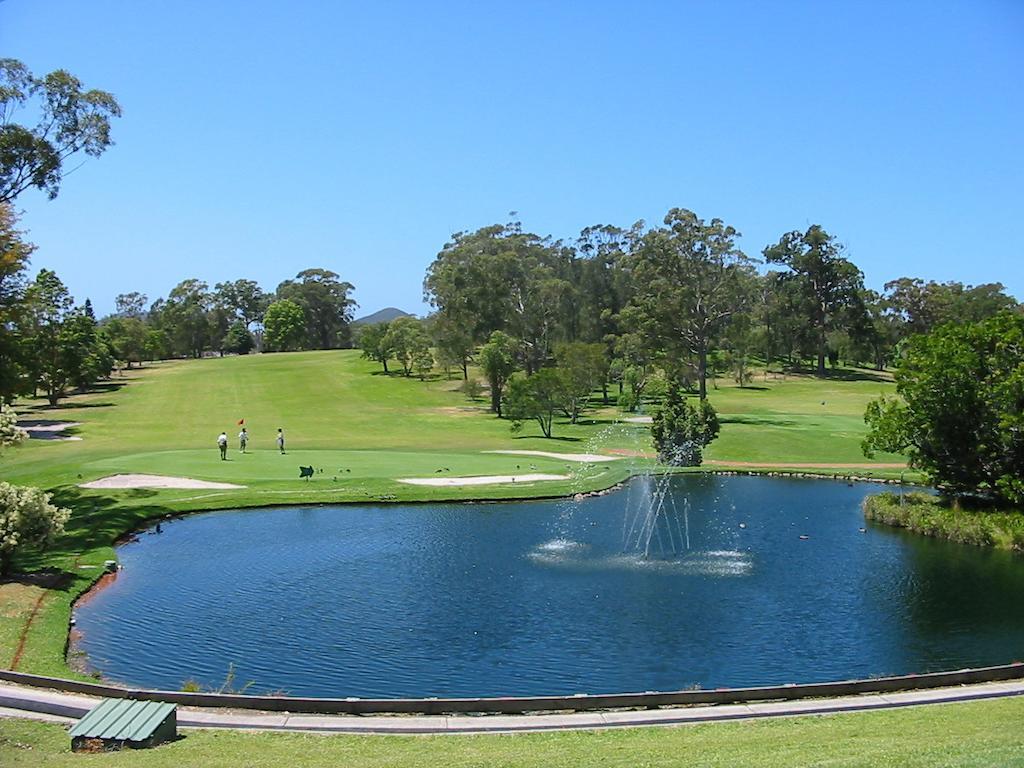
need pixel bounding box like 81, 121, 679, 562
79, 474, 245, 490
484, 450, 623, 463
398, 474, 569, 487
622, 415, 652, 424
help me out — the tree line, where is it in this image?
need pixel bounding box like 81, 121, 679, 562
355, 211, 1019, 445
0, 204, 358, 405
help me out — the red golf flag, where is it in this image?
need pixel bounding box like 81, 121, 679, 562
238, 418, 244, 425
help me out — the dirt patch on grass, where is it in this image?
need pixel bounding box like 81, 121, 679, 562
432, 406, 488, 417
0, 584, 43, 619
80, 474, 245, 490
398, 474, 569, 486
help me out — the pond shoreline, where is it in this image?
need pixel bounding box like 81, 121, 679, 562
69, 474, 1008, 700
57, 468, 917, 688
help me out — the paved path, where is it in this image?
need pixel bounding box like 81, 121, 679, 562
2, 681, 1023, 734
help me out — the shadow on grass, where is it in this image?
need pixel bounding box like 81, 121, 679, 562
22, 401, 116, 412
511, 435, 583, 443
14, 487, 176, 576
719, 414, 801, 427
821, 369, 890, 383
0, 567, 74, 590
779, 366, 890, 383
86, 381, 129, 394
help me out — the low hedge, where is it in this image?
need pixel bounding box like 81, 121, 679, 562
863, 492, 1024, 551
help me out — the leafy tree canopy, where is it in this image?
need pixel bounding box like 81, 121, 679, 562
863, 312, 1024, 503
0, 58, 121, 203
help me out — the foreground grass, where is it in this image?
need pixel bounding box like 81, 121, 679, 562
865, 492, 1024, 551
4, 697, 1024, 766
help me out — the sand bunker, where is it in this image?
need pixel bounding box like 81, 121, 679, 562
622, 415, 652, 424
79, 474, 245, 490
484, 450, 623, 463
398, 474, 569, 487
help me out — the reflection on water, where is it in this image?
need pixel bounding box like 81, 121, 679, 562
73, 475, 1024, 698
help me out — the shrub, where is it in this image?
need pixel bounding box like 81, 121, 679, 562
0, 483, 71, 576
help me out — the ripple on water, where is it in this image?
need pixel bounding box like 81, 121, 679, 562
71, 476, 1024, 699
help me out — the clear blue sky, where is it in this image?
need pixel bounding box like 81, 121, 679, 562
3, 0, 1022, 317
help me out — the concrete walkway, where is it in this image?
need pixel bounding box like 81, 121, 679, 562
2, 680, 1023, 734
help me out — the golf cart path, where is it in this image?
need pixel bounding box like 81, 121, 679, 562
1, 680, 1022, 734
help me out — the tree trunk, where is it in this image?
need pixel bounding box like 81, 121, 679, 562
461, 361, 468, 381
817, 331, 827, 376
697, 345, 708, 400
382, 359, 389, 374
490, 382, 502, 416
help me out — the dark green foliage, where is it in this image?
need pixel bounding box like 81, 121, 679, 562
25, 270, 113, 405
504, 369, 565, 438
651, 385, 720, 465
154, 279, 213, 358
626, 209, 756, 399
263, 299, 306, 352
382, 317, 432, 377
222, 321, 255, 355
0, 203, 34, 401
478, 331, 519, 416
276, 269, 356, 350
863, 312, 1024, 503
358, 321, 393, 373
764, 225, 865, 376
553, 341, 605, 423
102, 315, 149, 367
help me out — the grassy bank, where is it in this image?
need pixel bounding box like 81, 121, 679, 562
0, 351, 909, 682
5, 696, 1024, 766
864, 492, 1024, 551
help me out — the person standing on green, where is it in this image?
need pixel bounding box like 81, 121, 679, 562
276, 428, 285, 454
217, 431, 228, 460
238, 427, 249, 453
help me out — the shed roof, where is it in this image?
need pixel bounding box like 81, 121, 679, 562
69, 698, 176, 742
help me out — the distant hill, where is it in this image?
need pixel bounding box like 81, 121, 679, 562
352, 307, 414, 326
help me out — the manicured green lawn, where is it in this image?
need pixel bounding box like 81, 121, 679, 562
4, 696, 1024, 766
3, 351, 905, 495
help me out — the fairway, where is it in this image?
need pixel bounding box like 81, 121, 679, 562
3, 350, 907, 501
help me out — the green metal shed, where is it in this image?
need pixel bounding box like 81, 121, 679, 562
70, 698, 177, 751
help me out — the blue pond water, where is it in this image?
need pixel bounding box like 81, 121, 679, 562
74, 476, 1024, 698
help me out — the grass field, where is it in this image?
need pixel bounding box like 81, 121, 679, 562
3, 696, 1024, 766
2, 350, 907, 494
